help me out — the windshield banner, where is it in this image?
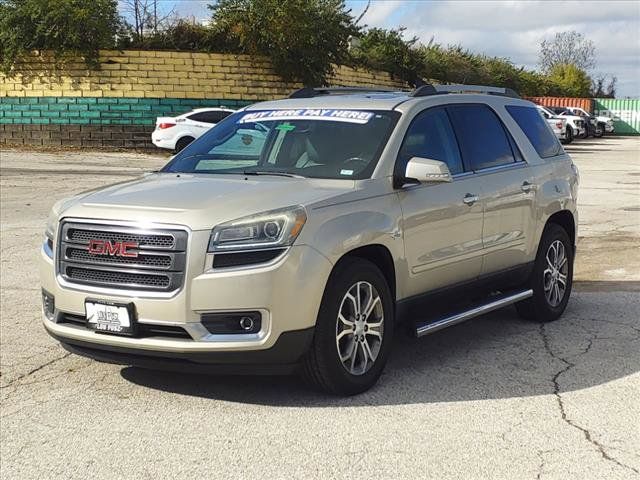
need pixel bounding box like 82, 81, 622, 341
238, 109, 374, 125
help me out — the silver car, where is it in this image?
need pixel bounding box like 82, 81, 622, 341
40, 84, 579, 395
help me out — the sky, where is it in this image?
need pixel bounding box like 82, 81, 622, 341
140, 0, 640, 97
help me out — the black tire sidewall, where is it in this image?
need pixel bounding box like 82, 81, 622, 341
528, 224, 574, 321
310, 258, 394, 394
175, 137, 194, 153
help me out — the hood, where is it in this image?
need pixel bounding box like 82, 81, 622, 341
58, 173, 355, 230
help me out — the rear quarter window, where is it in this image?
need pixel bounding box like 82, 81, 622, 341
506, 105, 563, 159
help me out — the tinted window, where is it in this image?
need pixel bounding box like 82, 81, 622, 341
188, 111, 231, 124
447, 104, 515, 170
507, 105, 562, 158
398, 107, 464, 175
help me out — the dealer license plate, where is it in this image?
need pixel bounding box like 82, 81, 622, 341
85, 300, 136, 336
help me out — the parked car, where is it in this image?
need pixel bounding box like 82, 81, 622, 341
536, 105, 572, 144
41, 84, 578, 395
152, 107, 236, 152
548, 107, 588, 139
562, 106, 614, 136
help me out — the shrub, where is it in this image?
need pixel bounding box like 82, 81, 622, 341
350, 28, 423, 85
209, 0, 358, 85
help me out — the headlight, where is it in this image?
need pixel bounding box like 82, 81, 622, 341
43, 211, 57, 259
208, 206, 307, 252
45, 213, 56, 242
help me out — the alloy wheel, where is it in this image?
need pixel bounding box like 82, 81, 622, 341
335, 281, 384, 375
543, 240, 568, 307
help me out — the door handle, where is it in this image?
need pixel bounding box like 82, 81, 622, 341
463, 193, 479, 206
521, 181, 536, 193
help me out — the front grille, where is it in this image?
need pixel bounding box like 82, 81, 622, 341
67, 228, 175, 249
67, 266, 171, 289
57, 313, 192, 339
66, 247, 173, 268
58, 222, 188, 292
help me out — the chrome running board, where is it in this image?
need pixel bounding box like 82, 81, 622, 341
414, 289, 533, 337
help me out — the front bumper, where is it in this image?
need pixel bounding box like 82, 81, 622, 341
52, 328, 314, 374
40, 238, 332, 365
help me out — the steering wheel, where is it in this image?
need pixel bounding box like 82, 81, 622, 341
340, 157, 369, 175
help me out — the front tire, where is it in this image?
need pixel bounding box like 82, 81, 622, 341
595, 123, 605, 138
302, 258, 394, 395
516, 224, 574, 322
564, 126, 573, 144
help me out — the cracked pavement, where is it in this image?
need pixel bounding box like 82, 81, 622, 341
1, 138, 639, 479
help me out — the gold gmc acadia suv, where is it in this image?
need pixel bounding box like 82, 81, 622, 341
40, 84, 579, 395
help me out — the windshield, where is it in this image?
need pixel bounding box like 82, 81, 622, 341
162, 109, 399, 179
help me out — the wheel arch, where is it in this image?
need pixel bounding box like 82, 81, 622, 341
333, 244, 397, 303
545, 210, 576, 251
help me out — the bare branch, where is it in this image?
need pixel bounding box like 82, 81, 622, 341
539, 30, 596, 72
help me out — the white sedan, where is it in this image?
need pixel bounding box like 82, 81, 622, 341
151, 107, 235, 152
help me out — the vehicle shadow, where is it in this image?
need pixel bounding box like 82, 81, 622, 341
121, 285, 640, 406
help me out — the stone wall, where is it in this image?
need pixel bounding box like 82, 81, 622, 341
0, 50, 408, 149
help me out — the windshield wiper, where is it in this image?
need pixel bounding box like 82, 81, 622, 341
242, 170, 304, 178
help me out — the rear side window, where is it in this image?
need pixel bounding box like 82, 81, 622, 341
447, 104, 515, 170
506, 105, 562, 158
188, 111, 231, 124
397, 107, 464, 175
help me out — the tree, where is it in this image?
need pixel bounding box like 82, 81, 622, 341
0, 0, 121, 73
209, 0, 359, 85
591, 74, 617, 98
539, 30, 596, 73
351, 28, 423, 85
120, 0, 175, 41
548, 64, 592, 97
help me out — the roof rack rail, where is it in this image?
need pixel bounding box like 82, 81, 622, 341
289, 86, 400, 99
409, 85, 440, 97
434, 84, 520, 98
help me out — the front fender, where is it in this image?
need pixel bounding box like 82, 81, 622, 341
298, 189, 407, 298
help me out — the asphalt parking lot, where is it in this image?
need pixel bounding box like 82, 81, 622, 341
1, 137, 639, 479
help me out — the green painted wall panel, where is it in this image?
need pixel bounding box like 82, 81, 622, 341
0, 96, 255, 126
594, 98, 640, 135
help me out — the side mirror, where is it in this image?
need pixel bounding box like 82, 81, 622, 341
401, 157, 452, 186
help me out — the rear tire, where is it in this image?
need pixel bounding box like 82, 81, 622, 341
174, 136, 194, 153
516, 224, 573, 323
301, 257, 394, 395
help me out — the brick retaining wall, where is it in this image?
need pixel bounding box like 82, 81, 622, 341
0, 50, 408, 149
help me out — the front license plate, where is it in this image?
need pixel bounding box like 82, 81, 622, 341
85, 300, 136, 336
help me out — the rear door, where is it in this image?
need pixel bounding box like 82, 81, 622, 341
447, 104, 535, 275
397, 106, 485, 297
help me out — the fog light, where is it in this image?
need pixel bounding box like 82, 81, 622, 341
239, 316, 254, 331
201, 311, 262, 334
42, 289, 55, 320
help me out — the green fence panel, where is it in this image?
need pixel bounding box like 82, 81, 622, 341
593, 98, 640, 135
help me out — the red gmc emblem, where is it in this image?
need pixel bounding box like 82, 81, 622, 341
88, 239, 139, 258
